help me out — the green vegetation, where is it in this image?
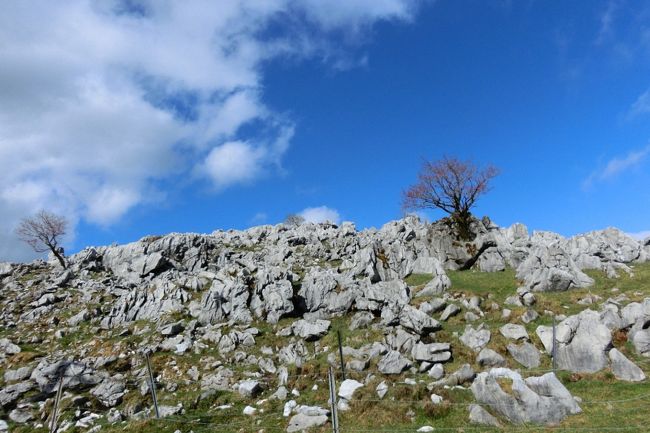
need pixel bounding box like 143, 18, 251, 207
6, 264, 650, 433
404, 272, 434, 287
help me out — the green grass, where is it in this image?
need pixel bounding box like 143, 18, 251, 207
6, 264, 650, 433
405, 273, 434, 287
447, 267, 519, 303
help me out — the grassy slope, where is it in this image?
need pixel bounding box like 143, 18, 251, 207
8, 263, 650, 433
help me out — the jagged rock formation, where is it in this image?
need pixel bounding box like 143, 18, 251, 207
0, 216, 648, 431
471, 368, 581, 425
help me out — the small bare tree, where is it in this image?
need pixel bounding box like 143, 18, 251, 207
402, 157, 499, 240
16, 210, 68, 268
284, 214, 306, 226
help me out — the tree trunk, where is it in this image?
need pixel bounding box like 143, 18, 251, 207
452, 211, 474, 241
459, 240, 497, 271
50, 247, 67, 269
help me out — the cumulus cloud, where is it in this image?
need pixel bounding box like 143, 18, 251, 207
627, 230, 650, 241
299, 206, 341, 224
202, 141, 267, 189
583, 144, 650, 188
0, 0, 420, 261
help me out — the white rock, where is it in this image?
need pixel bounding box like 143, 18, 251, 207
376, 381, 388, 399
243, 405, 257, 416
283, 400, 297, 417
338, 379, 364, 401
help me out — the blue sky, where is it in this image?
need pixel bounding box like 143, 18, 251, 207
1, 0, 650, 261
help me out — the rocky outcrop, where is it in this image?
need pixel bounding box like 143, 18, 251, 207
516, 243, 593, 292
1, 216, 649, 431
471, 368, 581, 425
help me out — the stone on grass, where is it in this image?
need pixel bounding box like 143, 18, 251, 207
378, 350, 412, 375
468, 404, 501, 427
440, 304, 460, 321
477, 348, 506, 368
471, 369, 581, 425
460, 325, 491, 352
609, 349, 646, 382
428, 364, 444, 380
499, 324, 529, 341
238, 380, 263, 398
376, 381, 389, 399
287, 413, 328, 432
507, 342, 541, 369
291, 319, 330, 341
338, 379, 364, 401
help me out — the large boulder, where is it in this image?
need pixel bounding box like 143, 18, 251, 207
471, 368, 581, 425
291, 319, 331, 341
378, 351, 412, 375
516, 242, 593, 292
568, 228, 647, 270
536, 310, 611, 373
409, 256, 451, 296
460, 325, 491, 352
608, 349, 646, 382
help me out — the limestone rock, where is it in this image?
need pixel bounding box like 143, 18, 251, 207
507, 342, 541, 369
338, 379, 364, 401
477, 348, 506, 368
238, 380, 263, 398
378, 350, 411, 375
291, 319, 331, 341
460, 325, 491, 352
468, 404, 501, 427
91, 379, 126, 407
287, 413, 328, 432
440, 304, 460, 321
471, 369, 581, 425
609, 349, 646, 382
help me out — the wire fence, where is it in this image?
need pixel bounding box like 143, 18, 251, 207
45, 360, 650, 433
41, 322, 650, 433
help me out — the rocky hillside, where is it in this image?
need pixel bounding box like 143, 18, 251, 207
1, 216, 650, 433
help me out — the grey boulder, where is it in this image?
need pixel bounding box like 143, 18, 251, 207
460, 325, 491, 352
378, 350, 412, 375
287, 413, 328, 432
471, 368, 581, 425
609, 349, 646, 382
507, 342, 540, 369
291, 319, 331, 341
91, 379, 126, 407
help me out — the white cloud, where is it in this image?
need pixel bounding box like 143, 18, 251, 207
628, 89, 650, 118
596, 0, 620, 45
250, 212, 268, 225
86, 187, 141, 226
583, 144, 650, 188
202, 141, 267, 189
602, 146, 650, 178
0, 0, 420, 261
627, 230, 650, 241
299, 206, 341, 224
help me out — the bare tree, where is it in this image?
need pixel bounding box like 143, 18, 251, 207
16, 210, 68, 268
284, 214, 306, 226
402, 157, 499, 240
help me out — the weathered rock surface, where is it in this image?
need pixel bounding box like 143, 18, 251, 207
378, 351, 411, 375
609, 349, 646, 382
460, 325, 491, 352
507, 342, 541, 369
471, 369, 581, 425
1, 216, 648, 431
